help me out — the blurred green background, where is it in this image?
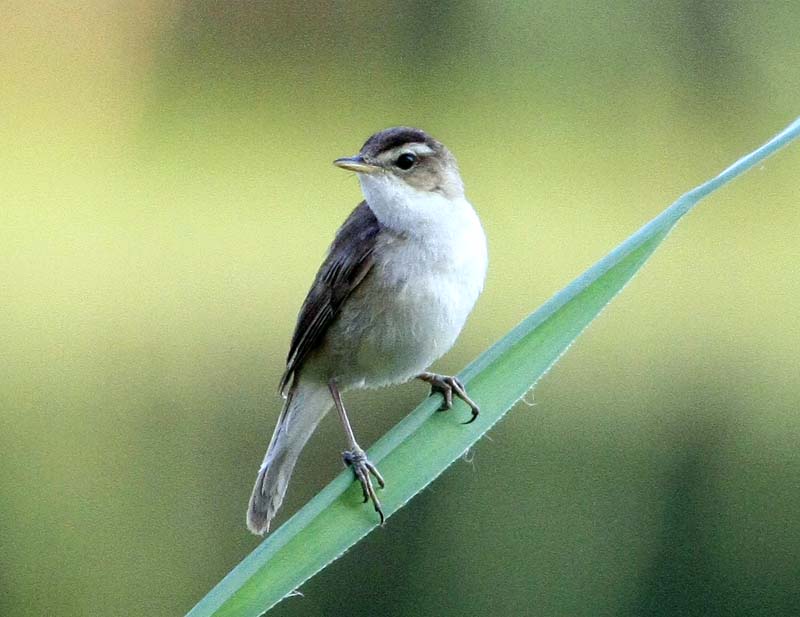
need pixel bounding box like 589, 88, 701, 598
2, 2, 799, 616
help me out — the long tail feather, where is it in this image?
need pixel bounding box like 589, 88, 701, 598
246, 380, 331, 535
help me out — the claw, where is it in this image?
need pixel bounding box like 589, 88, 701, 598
375, 502, 385, 526
343, 448, 386, 524
418, 372, 480, 423
364, 459, 386, 488
463, 407, 479, 425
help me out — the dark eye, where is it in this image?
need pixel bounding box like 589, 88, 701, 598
395, 152, 417, 170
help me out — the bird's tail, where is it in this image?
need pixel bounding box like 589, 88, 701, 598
247, 380, 332, 535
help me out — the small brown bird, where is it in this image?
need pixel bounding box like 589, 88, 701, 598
247, 127, 488, 534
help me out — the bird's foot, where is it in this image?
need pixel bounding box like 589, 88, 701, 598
417, 372, 480, 424
342, 447, 386, 525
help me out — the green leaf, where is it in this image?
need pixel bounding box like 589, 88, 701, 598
187, 117, 800, 617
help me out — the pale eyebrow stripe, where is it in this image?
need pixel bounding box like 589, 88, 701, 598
380, 143, 435, 161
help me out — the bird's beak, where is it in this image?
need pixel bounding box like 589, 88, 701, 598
333, 155, 380, 174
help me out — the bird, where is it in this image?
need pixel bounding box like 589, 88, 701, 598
247, 126, 488, 535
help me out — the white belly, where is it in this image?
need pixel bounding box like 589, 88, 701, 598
325, 202, 487, 389
354, 271, 471, 385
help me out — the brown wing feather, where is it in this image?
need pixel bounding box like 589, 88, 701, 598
278, 202, 381, 395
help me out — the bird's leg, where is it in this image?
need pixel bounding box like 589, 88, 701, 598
417, 372, 480, 424
328, 380, 386, 525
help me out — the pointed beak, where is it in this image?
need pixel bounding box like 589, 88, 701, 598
333, 155, 381, 174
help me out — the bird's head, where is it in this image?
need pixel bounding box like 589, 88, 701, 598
334, 127, 465, 203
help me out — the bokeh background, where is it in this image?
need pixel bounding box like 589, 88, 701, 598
3, 2, 799, 616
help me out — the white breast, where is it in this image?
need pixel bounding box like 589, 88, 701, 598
347, 173, 488, 387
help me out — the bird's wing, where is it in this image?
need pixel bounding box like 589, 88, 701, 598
278, 201, 381, 395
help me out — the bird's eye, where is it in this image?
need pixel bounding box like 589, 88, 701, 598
395, 153, 417, 170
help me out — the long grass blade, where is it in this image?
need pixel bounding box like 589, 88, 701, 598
187, 116, 800, 617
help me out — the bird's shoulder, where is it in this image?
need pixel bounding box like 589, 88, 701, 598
278, 201, 382, 394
